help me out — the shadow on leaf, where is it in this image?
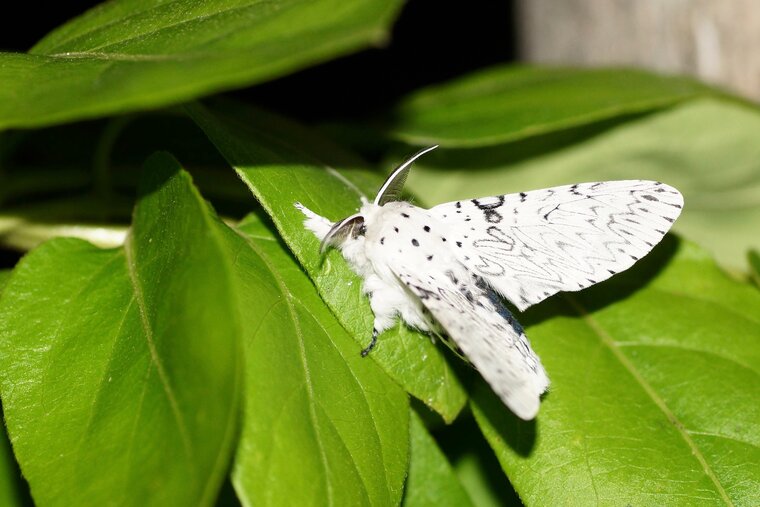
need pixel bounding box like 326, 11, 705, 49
471, 378, 538, 458
519, 234, 681, 329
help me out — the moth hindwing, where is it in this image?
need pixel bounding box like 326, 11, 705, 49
296, 146, 683, 420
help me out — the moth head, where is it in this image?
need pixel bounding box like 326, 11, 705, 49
320, 213, 365, 254
319, 145, 438, 254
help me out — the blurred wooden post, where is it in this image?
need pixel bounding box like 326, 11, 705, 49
516, 0, 760, 101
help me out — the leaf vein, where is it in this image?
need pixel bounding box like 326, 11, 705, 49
565, 294, 735, 506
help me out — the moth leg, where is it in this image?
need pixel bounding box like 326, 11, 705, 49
360, 328, 379, 357
360, 279, 399, 357
360, 310, 395, 357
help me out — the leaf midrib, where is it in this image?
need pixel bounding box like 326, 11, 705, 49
239, 228, 396, 504
565, 294, 734, 506
32, 249, 124, 442
298, 301, 392, 499
236, 232, 335, 505
36, 0, 379, 57
123, 232, 193, 458
180, 176, 245, 507
37, 0, 262, 55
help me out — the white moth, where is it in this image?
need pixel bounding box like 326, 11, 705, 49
296, 146, 683, 420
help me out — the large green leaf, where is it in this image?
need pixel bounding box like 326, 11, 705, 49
389, 66, 712, 148
749, 250, 760, 288
0, 270, 10, 291
402, 409, 474, 507
0, 269, 25, 507
0, 422, 24, 507
231, 214, 409, 506
0, 0, 404, 130
432, 413, 522, 507
471, 238, 760, 505
187, 101, 468, 422
0, 154, 243, 505
406, 99, 760, 269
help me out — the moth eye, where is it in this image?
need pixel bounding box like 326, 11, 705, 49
358, 225, 367, 236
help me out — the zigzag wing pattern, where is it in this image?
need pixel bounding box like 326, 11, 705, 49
391, 261, 549, 420
429, 180, 683, 311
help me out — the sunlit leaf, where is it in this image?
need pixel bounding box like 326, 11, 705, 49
407, 99, 760, 269
230, 214, 409, 506
472, 238, 760, 505
0, 0, 404, 129
187, 101, 468, 422
390, 66, 712, 147
0, 154, 243, 505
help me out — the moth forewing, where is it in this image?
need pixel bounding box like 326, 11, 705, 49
296, 147, 683, 420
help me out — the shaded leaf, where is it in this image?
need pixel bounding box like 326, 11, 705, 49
402, 409, 473, 507
749, 250, 760, 289
0, 270, 10, 292
407, 99, 760, 269
0, 422, 25, 507
0, 422, 27, 506
389, 66, 712, 148
187, 101, 467, 422
0, 154, 243, 505
230, 213, 409, 506
433, 413, 521, 507
0, 265, 27, 507
0, 0, 404, 129
471, 238, 760, 505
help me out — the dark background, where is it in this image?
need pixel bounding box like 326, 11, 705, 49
0, 1, 518, 122
0, 1, 518, 265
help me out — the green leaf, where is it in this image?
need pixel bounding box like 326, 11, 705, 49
749, 250, 760, 289
231, 213, 409, 506
0, 0, 404, 130
406, 99, 760, 269
402, 409, 474, 507
0, 270, 10, 292
433, 413, 522, 507
0, 419, 25, 507
471, 238, 760, 505
389, 66, 712, 148
0, 335, 27, 507
187, 101, 468, 422
0, 154, 243, 505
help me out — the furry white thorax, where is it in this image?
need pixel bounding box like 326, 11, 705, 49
299, 200, 434, 335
